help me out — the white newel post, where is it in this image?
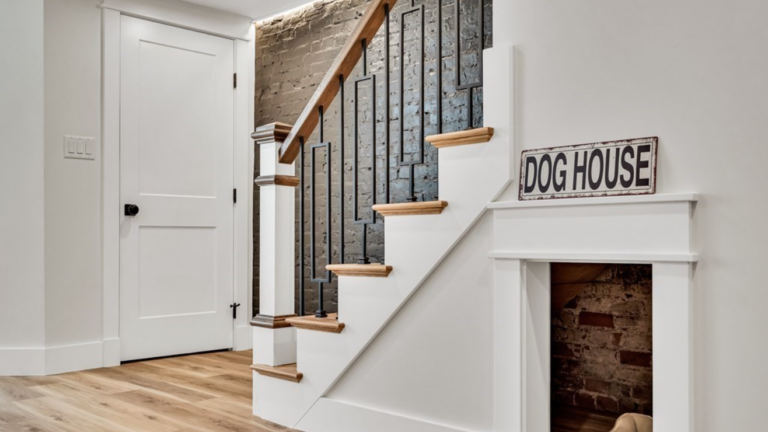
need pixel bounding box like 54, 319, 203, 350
252, 122, 298, 367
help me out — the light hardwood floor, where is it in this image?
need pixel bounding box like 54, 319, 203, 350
0, 350, 301, 432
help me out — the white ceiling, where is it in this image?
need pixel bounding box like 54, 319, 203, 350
178, 0, 317, 21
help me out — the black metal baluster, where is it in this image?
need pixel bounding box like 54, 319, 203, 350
299, 137, 305, 316
399, 0, 425, 202
353, 39, 376, 264
311, 106, 331, 318
455, 0, 485, 129
437, 0, 443, 135
338, 75, 345, 264
384, 4, 391, 204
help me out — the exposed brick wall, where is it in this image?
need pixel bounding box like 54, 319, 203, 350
551, 264, 653, 416
253, 0, 492, 316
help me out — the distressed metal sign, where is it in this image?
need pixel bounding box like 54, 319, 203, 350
519, 137, 657, 200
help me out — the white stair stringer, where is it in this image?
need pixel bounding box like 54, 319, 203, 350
302, 213, 497, 432
298, 399, 478, 432
252, 44, 515, 428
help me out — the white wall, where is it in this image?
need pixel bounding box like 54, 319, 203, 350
0, 0, 47, 372
0, 0, 103, 375
493, 1, 768, 430
0, 0, 252, 375
301, 2, 768, 430
43, 0, 103, 361
323, 216, 495, 432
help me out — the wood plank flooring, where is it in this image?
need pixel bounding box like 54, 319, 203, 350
552, 405, 620, 432
0, 350, 301, 432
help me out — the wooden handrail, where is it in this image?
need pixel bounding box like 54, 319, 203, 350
277, 0, 399, 164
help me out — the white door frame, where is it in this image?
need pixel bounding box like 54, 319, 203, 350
488, 194, 698, 432
492, 258, 695, 432
101, 1, 255, 366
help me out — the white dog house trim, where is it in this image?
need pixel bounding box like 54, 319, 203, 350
489, 193, 697, 432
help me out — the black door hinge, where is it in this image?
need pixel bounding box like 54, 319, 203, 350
233, 188, 237, 203
230, 303, 241, 319
233, 73, 237, 89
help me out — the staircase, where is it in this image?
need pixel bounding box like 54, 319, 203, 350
252, 0, 514, 430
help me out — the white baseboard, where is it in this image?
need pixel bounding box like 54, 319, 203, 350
234, 324, 253, 351
0, 348, 45, 376
296, 398, 475, 432
1, 331, 242, 376
0, 340, 108, 376
103, 337, 121, 367
46, 341, 104, 375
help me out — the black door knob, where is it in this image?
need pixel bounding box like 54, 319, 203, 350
124, 204, 140, 216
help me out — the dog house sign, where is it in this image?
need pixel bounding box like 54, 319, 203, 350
519, 137, 658, 200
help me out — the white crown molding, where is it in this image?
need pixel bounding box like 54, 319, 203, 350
488, 192, 698, 209
489, 251, 699, 263
100, 0, 254, 41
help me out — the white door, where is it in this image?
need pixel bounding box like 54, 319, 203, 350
120, 16, 235, 361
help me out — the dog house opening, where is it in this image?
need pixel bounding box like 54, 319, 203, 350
551, 263, 653, 432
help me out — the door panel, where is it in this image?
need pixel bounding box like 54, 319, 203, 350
138, 227, 217, 318
120, 16, 234, 361
138, 40, 218, 198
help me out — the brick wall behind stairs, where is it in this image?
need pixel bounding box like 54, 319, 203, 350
551, 264, 653, 416
253, 0, 492, 317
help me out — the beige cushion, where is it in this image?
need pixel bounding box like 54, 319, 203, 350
610, 413, 653, 432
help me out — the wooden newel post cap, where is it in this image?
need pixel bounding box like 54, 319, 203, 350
252, 122, 293, 145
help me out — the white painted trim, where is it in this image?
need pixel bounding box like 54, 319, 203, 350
492, 259, 523, 432
522, 262, 551, 432
234, 325, 252, 351
232, 31, 256, 351
253, 327, 297, 367
488, 192, 698, 209
489, 189, 696, 432
102, 9, 255, 363
102, 7, 121, 368
490, 258, 695, 432
297, 398, 476, 432
45, 341, 104, 375
0, 348, 45, 376
489, 251, 699, 263
491, 194, 696, 260
653, 262, 695, 432
103, 337, 121, 366
100, 0, 254, 41
0, 341, 107, 376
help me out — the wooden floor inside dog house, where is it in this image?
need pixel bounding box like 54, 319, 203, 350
550, 263, 653, 432
552, 405, 620, 432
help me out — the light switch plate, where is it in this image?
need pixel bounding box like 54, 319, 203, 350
64, 135, 95, 160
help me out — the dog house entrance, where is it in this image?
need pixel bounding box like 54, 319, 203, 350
550, 263, 653, 432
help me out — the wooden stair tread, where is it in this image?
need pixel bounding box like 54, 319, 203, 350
426, 127, 494, 148
286, 313, 346, 333
326, 264, 393, 277
251, 363, 303, 383
372, 201, 448, 216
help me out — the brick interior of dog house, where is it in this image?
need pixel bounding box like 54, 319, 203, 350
550, 263, 653, 430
